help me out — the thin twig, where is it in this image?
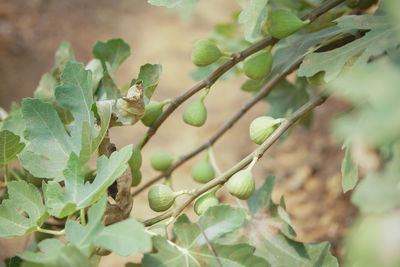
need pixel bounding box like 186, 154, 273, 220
195, 222, 222, 267
132, 58, 302, 197
132, 0, 345, 197
138, 0, 345, 148
144, 91, 328, 226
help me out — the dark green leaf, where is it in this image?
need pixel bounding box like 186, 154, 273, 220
93, 39, 130, 74
247, 175, 276, 215
0, 130, 25, 166
131, 64, 162, 103
298, 15, 399, 81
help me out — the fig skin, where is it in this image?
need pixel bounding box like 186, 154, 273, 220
131, 170, 142, 187
194, 191, 219, 215
151, 151, 173, 172
191, 160, 215, 183
141, 101, 165, 127
267, 9, 309, 39
128, 146, 142, 173
226, 169, 255, 200
183, 99, 207, 127
148, 184, 176, 212
249, 116, 281, 145
243, 50, 273, 80
192, 39, 222, 67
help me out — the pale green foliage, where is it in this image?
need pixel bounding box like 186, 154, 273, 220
142, 205, 264, 266
44, 145, 133, 218
18, 61, 112, 179
65, 195, 152, 257
238, 0, 269, 41
19, 238, 91, 267
147, 0, 198, 8
0, 181, 47, 238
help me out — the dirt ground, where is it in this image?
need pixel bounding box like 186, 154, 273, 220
0, 0, 357, 265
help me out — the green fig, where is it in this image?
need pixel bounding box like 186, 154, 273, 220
131, 170, 142, 187
194, 191, 219, 215
148, 184, 177, 212
151, 151, 173, 172
241, 79, 263, 92
141, 100, 170, 127
267, 10, 310, 39
243, 50, 273, 80
249, 116, 281, 145
191, 159, 215, 183
128, 146, 142, 173
306, 71, 326, 86
183, 98, 207, 127
226, 168, 255, 200
192, 39, 222, 67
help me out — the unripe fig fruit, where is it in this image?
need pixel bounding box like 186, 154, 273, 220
191, 160, 215, 183
194, 191, 219, 215
243, 50, 273, 80
151, 151, 173, 172
128, 146, 142, 173
241, 79, 263, 92
131, 170, 142, 187
148, 184, 177, 212
141, 100, 169, 127
267, 10, 310, 39
192, 39, 222, 67
183, 99, 207, 127
306, 71, 326, 86
249, 116, 281, 145
226, 169, 255, 200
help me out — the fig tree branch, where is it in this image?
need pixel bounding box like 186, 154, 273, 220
143, 90, 328, 226
138, 0, 345, 148
132, 58, 302, 197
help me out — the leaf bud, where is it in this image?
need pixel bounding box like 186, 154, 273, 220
116, 81, 145, 125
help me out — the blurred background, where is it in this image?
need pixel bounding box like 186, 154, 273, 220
0, 0, 356, 265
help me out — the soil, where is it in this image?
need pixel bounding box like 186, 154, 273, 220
0, 0, 357, 265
